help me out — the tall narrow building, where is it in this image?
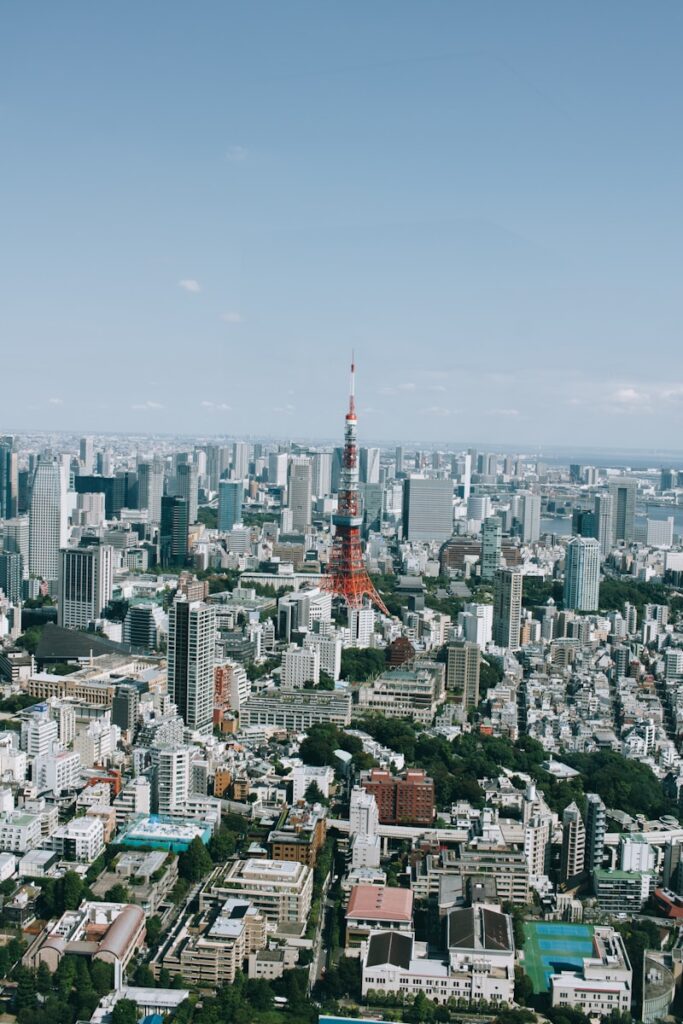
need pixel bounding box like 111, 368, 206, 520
481, 516, 502, 582
218, 480, 244, 532
560, 801, 586, 882
564, 536, 601, 611
446, 641, 481, 709
28, 455, 68, 587
593, 493, 613, 558
608, 478, 637, 544
175, 462, 198, 524
585, 792, 606, 875
493, 568, 522, 650
167, 596, 216, 736
288, 457, 312, 532
232, 442, 250, 480
137, 457, 164, 522
160, 496, 189, 568
0, 436, 18, 520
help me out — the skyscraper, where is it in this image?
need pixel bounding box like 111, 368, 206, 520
560, 802, 585, 882
288, 457, 312, 532
232, 442, 250, 480
401, 478, 453, 542
481, 516, 502, 582
3, 516, 29, 577
0, 552, 23, 604
168, 596, 215, 736
493, 568, 522, 649
0, 436, 17, 520
218, 480, 244, 531
564, 537, 601, 611
394, 446, 404, 475
519, 492, 541, 543
137, 457, 164, 522
28, 455, 68, 587
608, 477, 637, 544
160, 496, 189, 568
593, 493, 613, 557
359, 447, 380, 485
79, 436, 94, 474
585, 793, 606, 875
268, 451, 288, 489
312, 452, 332, 497
58, 541, 114, 629
176, 462, 198, 523
446, 641, 481, 709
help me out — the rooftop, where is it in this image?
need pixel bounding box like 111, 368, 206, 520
347, 884, 413, 923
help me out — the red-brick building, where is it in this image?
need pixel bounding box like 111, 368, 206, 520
361, 768, 434, 826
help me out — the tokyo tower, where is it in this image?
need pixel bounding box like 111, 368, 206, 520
322, 360, 389, 616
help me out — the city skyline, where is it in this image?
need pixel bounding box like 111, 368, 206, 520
3, 2, 683, 444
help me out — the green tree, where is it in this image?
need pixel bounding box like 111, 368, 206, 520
178, 836, 213, 882
62, 870, 85, 910
112, 998, 139, 1024
14, 966, 36, 1014
304, 780, 328, 805
145, 914, 162, 949
208, 827, 238, 863
105, 882, 130, 903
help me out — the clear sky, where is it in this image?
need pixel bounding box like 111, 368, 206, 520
1, 2, 682, 448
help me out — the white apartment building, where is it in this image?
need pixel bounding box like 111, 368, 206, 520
154, 746, 191, 817
21, 715, 58, 758
291, 765, 334, 803
73, 719, 118, 768
348, 607, 376, 648
201, 858, 313, 926
281, 646, 320, 689
460, 603, 493, 647
33, 747, 81, 796
0, 811, 43, 852
50, 816, 105, 862
305, 634, 342, 681
0, 734, 27, 782
113, 777, 151, 826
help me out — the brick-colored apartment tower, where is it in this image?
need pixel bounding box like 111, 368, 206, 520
361, 768, 434, 826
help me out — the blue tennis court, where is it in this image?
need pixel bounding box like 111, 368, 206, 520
523, 922, 595, 992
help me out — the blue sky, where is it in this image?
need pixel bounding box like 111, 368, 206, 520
1, 2, 682, 447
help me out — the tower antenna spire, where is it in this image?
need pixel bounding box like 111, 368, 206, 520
321, 356, 389, 616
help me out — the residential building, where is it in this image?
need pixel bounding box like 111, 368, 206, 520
593, 869, 651, 915
160, 495, 189, 567
50, 816, 105, 862
446, 641, 481, 709
561, 802, 585, 882
593, 493, 613, 557
563, 537, 600, 612
362, 768, 434, 826
268, 805, 326, 867
519, 493, 541, 543
481, 516, 502, 582
240, 688, 352, 730
585, 793, 606, 874
493, 569, 522, 649
168, 596, 215, 735
281, 645, 320, 689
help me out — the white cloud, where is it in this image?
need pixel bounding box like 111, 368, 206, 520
178, 279, 201, 293
420, 406, 452, 417
273, 404, 295, 414
488, 408, 520, 417
48, 397, 63, 405
201, 401, 231, 411
220, 311, 243, 324
132, 400, 163, 411
425, 384, 447, 393
397, 382, 416, 392
226, 145, 248, 162
606, 386, 651, 414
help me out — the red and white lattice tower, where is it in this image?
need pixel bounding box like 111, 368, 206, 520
321, 360, 389, 616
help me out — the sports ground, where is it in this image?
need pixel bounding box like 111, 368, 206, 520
523, 922, 596, 993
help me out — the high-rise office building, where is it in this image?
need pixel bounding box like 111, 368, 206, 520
28, 455, 68, 586
608, 478, 637, 544
561, 802, 585, 882
0, 552, 23, 604
593, 493, 613, 558
232, 442, 250, 480
360, 483, 383, 537
481, 516, 502, 582
331, 447, 344, 494
160, 496, 189, 568
446, 641, 481, 708
493, 568, 522, 649
176, 462, 198, 523
111, 684, 140, 734
572, 508, 596, 537
661, 468, 678, 491
218, 480, 244, 532
564, 537, 601, 612
519, 492, 541, 543
359, 447, 380, 485
0, 437, 18, 520
288, 457, 312, 532
268, 452, 288, 489
394, 446, 404, 475
137, 457, 164, 522
79, 437, 94, 474
167, 597, 215, 736
2, 516, 29, 578
401, 478, 453, 542
312, 452, 332, 497
58, 541, 114, 629
585, 793, 606, 875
